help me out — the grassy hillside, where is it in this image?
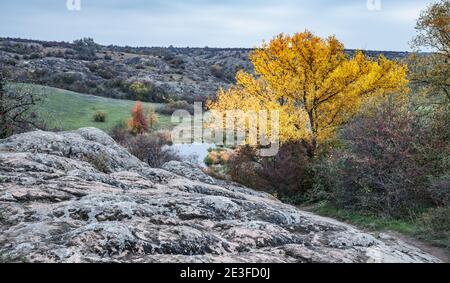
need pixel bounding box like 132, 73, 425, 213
12, 84, 175, 132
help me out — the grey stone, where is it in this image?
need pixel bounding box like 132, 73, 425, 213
0, 128, 441, 263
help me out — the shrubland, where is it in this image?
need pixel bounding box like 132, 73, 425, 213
206, 1, 449, 247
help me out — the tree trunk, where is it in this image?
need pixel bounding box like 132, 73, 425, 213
306, 110, 318, 158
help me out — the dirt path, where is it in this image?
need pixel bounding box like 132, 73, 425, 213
383, 231, 450, 263
298, 205, 449, 263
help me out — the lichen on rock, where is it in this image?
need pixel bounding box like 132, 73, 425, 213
0, 128, 441, 263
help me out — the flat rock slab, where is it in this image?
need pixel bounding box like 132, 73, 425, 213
0, 128, 440, 263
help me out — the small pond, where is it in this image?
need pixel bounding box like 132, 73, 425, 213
163, 143, 216, 167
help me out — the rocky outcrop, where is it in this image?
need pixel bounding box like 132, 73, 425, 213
0, 128, 440, 263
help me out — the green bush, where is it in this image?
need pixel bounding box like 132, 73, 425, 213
60, 73, 77, 85
73, 37, 98, 60
314, 98, 449, 218
428, 174, 450, 206
416, 207, 450, 248
93, 111, 107, 123
129, 81, 149, 101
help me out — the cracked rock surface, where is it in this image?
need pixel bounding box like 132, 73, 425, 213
0, 128, 440, 263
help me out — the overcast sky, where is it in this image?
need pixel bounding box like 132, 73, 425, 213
0, 0, 433, 51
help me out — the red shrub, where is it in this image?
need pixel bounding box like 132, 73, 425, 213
128, 101, 148, 134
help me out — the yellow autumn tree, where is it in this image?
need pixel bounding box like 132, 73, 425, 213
147, 106, 159, 130
207, 31, 409, 157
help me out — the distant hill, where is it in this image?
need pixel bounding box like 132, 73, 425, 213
0, 37, 410, 103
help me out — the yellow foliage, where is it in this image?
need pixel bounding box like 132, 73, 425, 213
207, 31, 409, 156
147, 107, 159, 130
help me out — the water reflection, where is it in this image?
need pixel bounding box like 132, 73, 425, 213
163, 143, 216, 167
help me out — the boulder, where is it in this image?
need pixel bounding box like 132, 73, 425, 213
0, 128, 440, 263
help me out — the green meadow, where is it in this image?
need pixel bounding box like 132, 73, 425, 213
11, 84, 176, 133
